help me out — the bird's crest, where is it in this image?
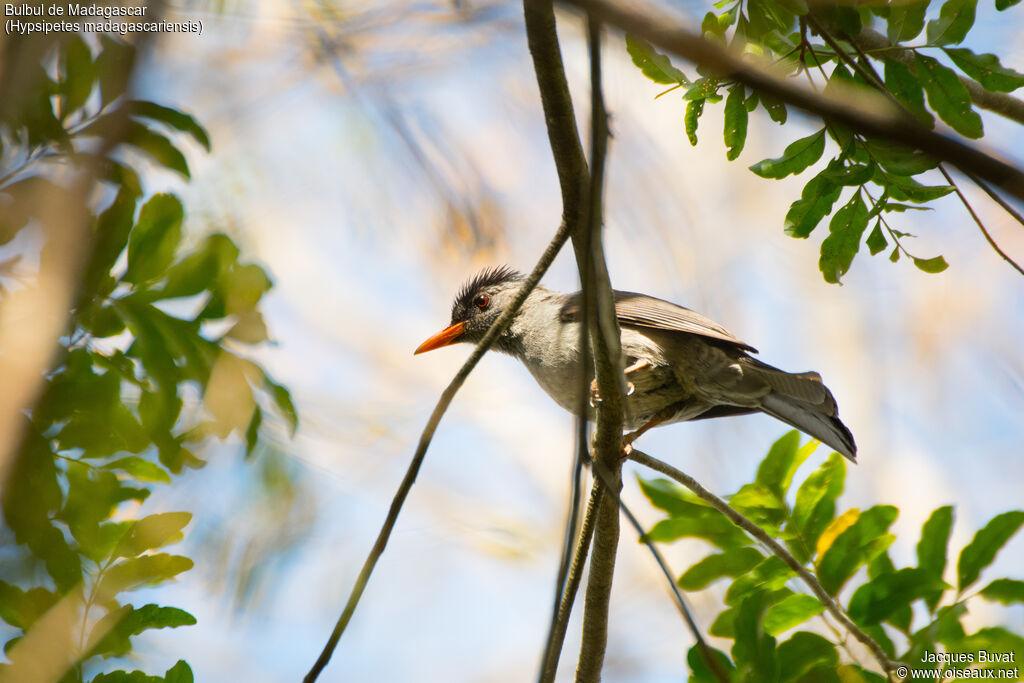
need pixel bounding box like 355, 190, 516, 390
452, 265, 524, 319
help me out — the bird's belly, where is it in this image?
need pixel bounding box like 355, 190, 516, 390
620, 362, 705, 430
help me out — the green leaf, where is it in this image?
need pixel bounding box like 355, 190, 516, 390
686, 645, 735, 682
87, 604, 196, 660
95, 36, 135, 106
944, 48, 1024, 92
646, 511, 750, 549
124, 121, 191, 178
678, 547, 764, 590
725, 556, 793, 606
96, 553, 194, 601
116, 512, 192, 557
887, 0, 928, 41
125, 194, 184, 284
785, 173, 842, 238
62, 35, 95, 115
102, 457, 171, 484
749, 129, 826, 179
130, 100, 212, 150
865, 140, 938, 176
866, 221, 887, 255
819, 192, 869, 284
164, 661, 194, 683
245, 405, 262, 457
979, 578, 1024, 605
265, 374, 298, 435
996, 0, 1021, 10
729, 483, 787, 532
92, 671, 163, 683
884, 59, 934, 127
763, 594, 825, 635
776, 631, 838, 680
731, 591, 778, 674
957, 510, 1024, 591
684, 77, 722, 103
915, 54, 983, 138
0, 582, 58, 630
926, 0, 977, 45
755, 430, 812, 499
160, 233, 239, 299
884, 172, 954, 202
913, 255, 949, 273
724, 85, 748, 161
684, 99, 703, 146
951, 628, 1024, 670
819, 161, 874, 186
761, 94, 787, 124
638, 477, 706, 516
625, 35, 687, 84
788, 453, 845, 562
848, 567, 947, 626
816, 505, 898, 595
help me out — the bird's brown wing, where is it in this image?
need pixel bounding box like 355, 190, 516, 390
560, 290, 757, 353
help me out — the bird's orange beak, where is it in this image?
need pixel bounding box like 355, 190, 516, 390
414, 321, 466, 355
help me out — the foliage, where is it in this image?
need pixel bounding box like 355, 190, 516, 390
625, 0, 1024, 282
0, 32, 294, 682
639, 431, 1024, 681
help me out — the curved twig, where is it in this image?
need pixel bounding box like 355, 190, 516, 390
939, 165, 1024, 277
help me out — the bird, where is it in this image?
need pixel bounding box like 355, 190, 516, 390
414, 266, 856, 461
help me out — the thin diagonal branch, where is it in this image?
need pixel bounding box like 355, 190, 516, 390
627, 449, 898, 676
939, 165, 1024, 277
539, 477, 603, 683
303, 223, 573, 682
561, 0, 1024, 205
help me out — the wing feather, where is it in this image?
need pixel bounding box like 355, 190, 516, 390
561, 290, 756, 352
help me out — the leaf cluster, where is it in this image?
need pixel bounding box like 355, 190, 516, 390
639, 431, 1024, 681
626, 0, 1024, 282
0, 33, 294, 682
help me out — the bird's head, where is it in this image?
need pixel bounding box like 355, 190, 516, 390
414, 266, 526, 354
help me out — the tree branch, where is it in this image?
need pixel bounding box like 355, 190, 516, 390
560, 0, 1024, 206
848, 26, 1024, 127
304, 222, 574, 681
627, 449, 898, 676
939, 165, 1024, 277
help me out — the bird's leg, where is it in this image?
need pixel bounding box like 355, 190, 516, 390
589, 359, 650, 406
621, 404, 676, 453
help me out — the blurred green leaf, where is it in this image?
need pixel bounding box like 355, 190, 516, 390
915, 54, 983, 138
776, 631, 837, 681
884, 172, 954, 203
95, 36, 135, 106
265, 374, 298, 435
646, 510, 751, 549
96, 554, 194, 602
816, 505, 898, 595
164, 661, 194, 683
725, 556, 792, 606
944, 48, 1024, 92
125, 194, 184, 284
124, 121, 191, 178
130, 100, 212, 150
245, 406, 263, 457
957, 510, 1024, 591
0, 582, 58, 631
625, 35, 687, 84
92, 670, 163, 683
819, 192, 869, 284
749, 129, 825, 179
686, 644, 735, 683
62, 35, 95, 116
926, 0, 977, 45
917, 505, 953, 611
756, 430, 814, 499
788, 453, 845, 562
159, 233, 238, 299
729, 483, 787, 532
678, 547, 764, 590
731, 590, 778, 677
724, 85, 748, 161
638, 477, 706, 516
88, 604, 196, 660
865, 141, 937, 176
979, 578, 1024, 605
996, 0, 1021, 9
103, 457, 172, 484
848, 567, 947, 626
116, 513, 191, 558
763, 594, 824, 635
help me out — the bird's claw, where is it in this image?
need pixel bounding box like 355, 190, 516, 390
589, 379, 635, 406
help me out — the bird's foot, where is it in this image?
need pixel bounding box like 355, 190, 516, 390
588, 362, 648, 406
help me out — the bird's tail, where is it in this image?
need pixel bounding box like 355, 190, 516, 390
748, 361, 857, 462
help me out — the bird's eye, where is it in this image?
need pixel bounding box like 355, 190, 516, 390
474, 295, 490, 310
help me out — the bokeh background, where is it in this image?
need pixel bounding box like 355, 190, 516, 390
88, 0, 1024, 680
